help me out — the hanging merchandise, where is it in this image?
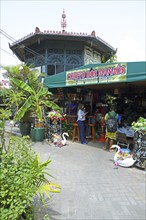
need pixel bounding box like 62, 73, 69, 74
132, 117, 146, 169
133, 130, 146, 169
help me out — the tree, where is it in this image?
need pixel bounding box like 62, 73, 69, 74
11, 78, 61, 122
3, 64, 61, 123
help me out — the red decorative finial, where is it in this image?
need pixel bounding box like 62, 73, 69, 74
61, 9, 67, 33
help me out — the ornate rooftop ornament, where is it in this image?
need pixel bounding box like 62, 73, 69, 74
91, 30, 96, 37
61, 9, 67, 33
35, 27, 40, 33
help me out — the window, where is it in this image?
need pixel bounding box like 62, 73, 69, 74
47, 65, 55, 75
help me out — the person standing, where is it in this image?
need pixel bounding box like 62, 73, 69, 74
77, 103, 88, 144
104, 105, 120, 152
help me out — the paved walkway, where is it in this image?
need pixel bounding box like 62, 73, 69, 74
5, 123, 146, 220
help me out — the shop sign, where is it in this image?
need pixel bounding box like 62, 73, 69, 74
66, 63, 127, 86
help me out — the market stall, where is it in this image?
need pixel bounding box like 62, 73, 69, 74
44, 61, 146, 118
44, 61, 146, 144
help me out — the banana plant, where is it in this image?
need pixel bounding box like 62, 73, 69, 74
3, 63, 43, 90
11, 78, 61, 122
32, 155, 61, 205
3, 64, 45, 123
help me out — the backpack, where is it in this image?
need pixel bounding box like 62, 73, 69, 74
106, 112, 118, 132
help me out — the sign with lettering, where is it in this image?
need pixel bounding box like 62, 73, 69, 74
66, 63, 127, 86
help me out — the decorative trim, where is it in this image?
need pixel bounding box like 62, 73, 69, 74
35, 56, 45, 65
66, 55, 82, 64
47, 54, 64, 63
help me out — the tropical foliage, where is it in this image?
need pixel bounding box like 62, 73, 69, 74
0, 64, 62, 219
0, 111, 61, 220
11, 78, 61, 122
0, 135, 61, 220
131, 117, 146, 131
3, 64, 61, 123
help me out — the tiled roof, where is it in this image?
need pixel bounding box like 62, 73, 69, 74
11, 28, 116, 51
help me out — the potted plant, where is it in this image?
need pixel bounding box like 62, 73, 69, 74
3, 64, 61, 140
3, 64, 43, 136
11, 77, 61, 141
48, 110, 66, 122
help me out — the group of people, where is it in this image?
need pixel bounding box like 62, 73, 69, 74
77, 103, 121, 150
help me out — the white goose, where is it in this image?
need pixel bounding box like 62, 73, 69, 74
111, 145, 136, 167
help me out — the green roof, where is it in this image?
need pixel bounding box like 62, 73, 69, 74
44, 61, 146, 88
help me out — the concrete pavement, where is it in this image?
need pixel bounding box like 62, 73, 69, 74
5, 123, 146, 220
32, 140, 145, 220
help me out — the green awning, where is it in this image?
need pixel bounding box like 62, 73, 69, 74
44, 61, 146, 88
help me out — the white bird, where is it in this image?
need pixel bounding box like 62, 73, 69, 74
111, 145, 136, 168
60, 132, 69, 146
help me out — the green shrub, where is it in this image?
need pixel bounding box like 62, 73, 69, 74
0, 136, 61, 220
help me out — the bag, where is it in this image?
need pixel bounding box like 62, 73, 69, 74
106, 112, 117, 132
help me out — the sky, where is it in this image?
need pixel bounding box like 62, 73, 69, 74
0, 0, 146, 68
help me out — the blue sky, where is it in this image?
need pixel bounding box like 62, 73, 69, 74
0, 0, 145, 67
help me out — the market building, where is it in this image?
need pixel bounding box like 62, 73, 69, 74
9, 10, 146, 121
8, 10, 146, 169
9, 10, 146, 116
44, 61, 146, 120
9, 10, 116, 76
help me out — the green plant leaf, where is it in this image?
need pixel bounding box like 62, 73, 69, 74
14, 96, 34, 120
11, 78, 35, 95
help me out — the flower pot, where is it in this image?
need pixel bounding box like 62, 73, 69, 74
31, 127, 45, 142
34, 122, 44, 128
19, 122, 31, 136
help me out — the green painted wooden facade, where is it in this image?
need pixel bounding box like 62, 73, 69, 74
9, 31, 116, 76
